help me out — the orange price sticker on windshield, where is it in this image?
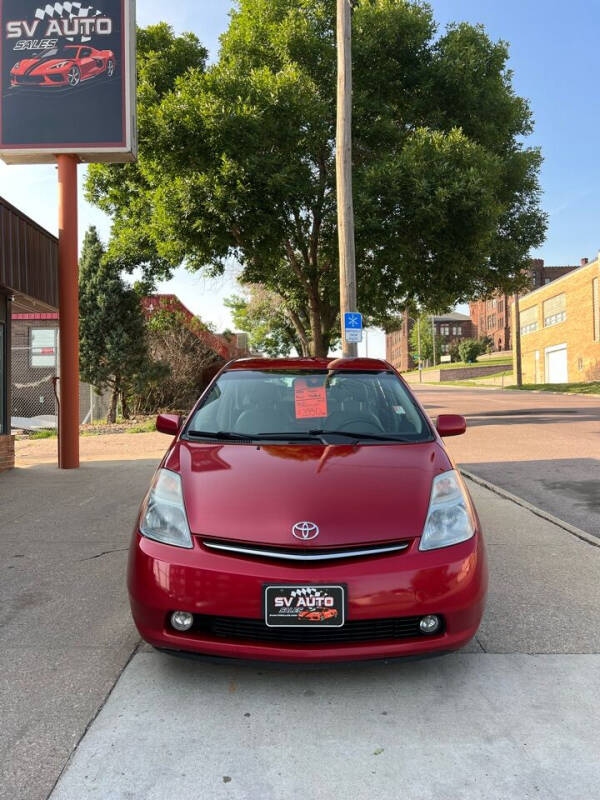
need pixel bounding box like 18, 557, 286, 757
294, 380, 328, 419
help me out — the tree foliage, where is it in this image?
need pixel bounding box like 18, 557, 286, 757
408, 315, 443, 366
131, 309, 223, 413
87, 3, 546, 357
78, 227, 149, 422
458, 338, 487, 363
225, 286, 307, 356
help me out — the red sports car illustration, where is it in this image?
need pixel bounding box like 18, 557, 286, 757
299, 608, 338, 622
10, 44, 115, 88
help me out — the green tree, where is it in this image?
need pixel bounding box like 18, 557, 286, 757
408, 315, 442, 366
225, 286, 307, 356
458, 338, 486, 363
87, 3, 546, 357
79, 227, 150, 422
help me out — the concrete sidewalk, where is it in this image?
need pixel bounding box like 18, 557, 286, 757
0, 459, 159, 800
47, 480, 600, 800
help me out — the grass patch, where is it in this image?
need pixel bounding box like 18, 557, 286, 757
28, 429, 57, 439
404, 356, 512, 375
505, 382, 600, 395
128, 420, 157, 434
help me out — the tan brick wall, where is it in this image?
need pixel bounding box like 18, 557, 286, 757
0, 434, 15, 472
512, 260, 600, 383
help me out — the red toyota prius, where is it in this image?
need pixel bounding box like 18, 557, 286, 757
128, 357, 487, 663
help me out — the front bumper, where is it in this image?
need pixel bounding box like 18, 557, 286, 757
11, 73, 68, 87
128, 533, 487, 663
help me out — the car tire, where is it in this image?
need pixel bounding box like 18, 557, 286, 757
67, 65, 80, 87
106, 59, 115, 78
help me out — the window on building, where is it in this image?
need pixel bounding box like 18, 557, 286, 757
543, 293, 566, 328
520, 306, 538, 336
498, 300, 504, 313
452, 326, 461, 336
30, 328, 58, 368
593, 278, 599, 341
441, 343, 449, 353
440, 324, 450, 336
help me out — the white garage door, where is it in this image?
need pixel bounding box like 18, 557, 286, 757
545, 344, 568, 383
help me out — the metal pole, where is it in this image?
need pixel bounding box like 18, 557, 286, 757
57, 154, 80, 469
417, 317, 422, 383
513, 292, 523, 387
336, 0, 357, 358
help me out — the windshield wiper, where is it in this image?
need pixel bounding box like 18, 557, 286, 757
186, 430, 256, 440
255, 431, 327, 443
308, 429, 411, 443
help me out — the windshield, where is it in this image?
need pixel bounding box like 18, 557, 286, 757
186, 369, 433, 443
36, 46, 79, 60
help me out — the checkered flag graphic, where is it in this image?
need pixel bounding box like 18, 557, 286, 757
34, 3, 104, 42
290, 588, 324, 598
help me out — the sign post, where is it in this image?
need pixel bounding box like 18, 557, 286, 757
57, 154, 79, 468
0, 0, 137, 468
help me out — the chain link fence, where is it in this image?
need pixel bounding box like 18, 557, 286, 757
11, 343, 111, 431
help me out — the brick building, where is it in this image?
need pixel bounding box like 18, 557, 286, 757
386, 311, 474, 371
469, 259, 578, 352
513, 257, 600, 383
1, 197, 58, 471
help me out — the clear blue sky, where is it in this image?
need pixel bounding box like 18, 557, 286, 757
1, 0, 597, 355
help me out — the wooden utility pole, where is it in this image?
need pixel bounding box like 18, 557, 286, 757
513, 292, 523, 386
336, 0, 358, 358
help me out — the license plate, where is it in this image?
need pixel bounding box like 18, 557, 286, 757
264, 585, 345, 628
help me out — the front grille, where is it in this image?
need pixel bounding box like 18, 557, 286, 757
15, 75, 44, 84
202, 539, 409, 562
187, 614, 442, 644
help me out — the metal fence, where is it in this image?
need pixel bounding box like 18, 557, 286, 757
11, 344, 111, 430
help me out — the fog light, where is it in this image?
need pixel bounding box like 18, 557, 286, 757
171, 611, 194, 631
419, 614, 441, 635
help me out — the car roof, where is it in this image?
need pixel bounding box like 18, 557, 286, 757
225, 357, 393, 372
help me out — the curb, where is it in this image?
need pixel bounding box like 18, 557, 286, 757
460, 468, 599, 549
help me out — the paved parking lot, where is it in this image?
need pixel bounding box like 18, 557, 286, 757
3, 394, 600, 800
41, 479, 600, 800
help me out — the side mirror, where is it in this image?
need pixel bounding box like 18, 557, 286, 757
156, 413, 182, 436
436, 414, 466, 437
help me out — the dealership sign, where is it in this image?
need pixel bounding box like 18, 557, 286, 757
0, 0, 136, 163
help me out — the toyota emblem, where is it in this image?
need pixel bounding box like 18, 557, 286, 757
292, 521, 320, 541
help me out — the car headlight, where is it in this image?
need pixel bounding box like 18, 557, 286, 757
140, 469, 193, 548
51, 61, 69, 69
12, 62, 21, 71
419, 470, 475, 551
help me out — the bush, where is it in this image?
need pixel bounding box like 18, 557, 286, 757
448, 339, 461, 362
458, 339, 486, 363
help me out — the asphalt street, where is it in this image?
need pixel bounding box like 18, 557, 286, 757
414, 385, 600, 537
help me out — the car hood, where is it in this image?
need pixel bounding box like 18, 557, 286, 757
164, 440, 453, 548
